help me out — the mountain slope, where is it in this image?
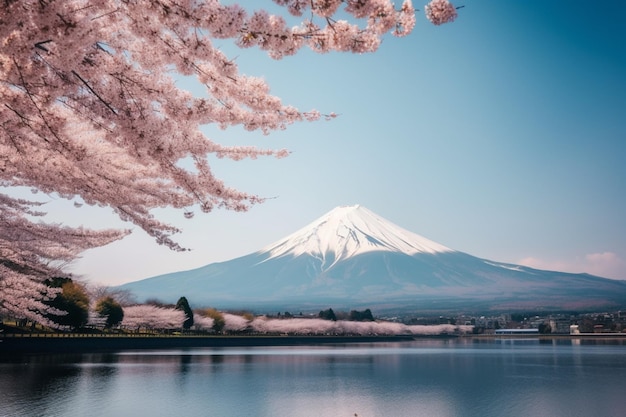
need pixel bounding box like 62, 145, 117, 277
118, 205, 626, 313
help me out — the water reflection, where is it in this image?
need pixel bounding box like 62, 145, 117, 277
0, 353, 121, 416
1, 338, 625, 417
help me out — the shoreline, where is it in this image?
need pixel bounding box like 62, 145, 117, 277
0, 333, 418, 354
469, 333, 626, 339
2, 332, 625, 355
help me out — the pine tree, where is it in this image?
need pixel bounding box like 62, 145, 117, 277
175, 296, 194, 330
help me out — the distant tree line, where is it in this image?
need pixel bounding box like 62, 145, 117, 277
318, 308, 375, 322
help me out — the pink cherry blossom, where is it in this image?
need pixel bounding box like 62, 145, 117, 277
249, 315, 473, 335
425, 0, 458, 26
121, 305, 186, 331
192, 313, 216, 331
0, 193, 124, 325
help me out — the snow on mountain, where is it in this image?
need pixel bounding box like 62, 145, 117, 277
117, 205, 626, 313
260, 205, 452, 270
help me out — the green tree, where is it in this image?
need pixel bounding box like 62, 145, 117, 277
538, 322, 552, 334
319, 308, 337, 321
202, 308, 225, 333
45, 278, 90, 330
95, 296, 124, 328
175, 296, 194, 330
349, 309, 374, 322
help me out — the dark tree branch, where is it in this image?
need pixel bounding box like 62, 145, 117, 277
34, 40, 53, 52
71, 70, 118, 115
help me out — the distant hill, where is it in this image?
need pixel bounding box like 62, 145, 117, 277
118, 205, 626, 314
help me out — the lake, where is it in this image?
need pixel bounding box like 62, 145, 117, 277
1, 337, 624, 417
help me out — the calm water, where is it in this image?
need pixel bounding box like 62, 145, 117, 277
1, 338, 625, 417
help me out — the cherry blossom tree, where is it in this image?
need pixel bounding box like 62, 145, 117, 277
1, 0, 423, 251
1, 1, 456, 323
222, 312, 252, 332
0, 194, 122, 326
197, 307, 225, 332
121, 304, 186, 332
191, 313, 215, 332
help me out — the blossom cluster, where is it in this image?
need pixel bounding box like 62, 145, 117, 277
0, 268, 62, 327
236, 0, 417, 56
121, 305, 186, 331
191, 313, 215, 331
425, 0, 458, 26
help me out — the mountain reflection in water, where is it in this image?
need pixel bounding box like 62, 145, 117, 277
1, 338, 625, 417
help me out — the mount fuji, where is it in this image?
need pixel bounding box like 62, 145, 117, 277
118, 205, 626, 314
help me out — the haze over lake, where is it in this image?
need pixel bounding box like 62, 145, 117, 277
1, 338, 625, 417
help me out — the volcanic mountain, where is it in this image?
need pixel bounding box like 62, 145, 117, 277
118, 205, 626, 314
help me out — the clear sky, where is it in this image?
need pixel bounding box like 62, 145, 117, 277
20, 1, 626, 285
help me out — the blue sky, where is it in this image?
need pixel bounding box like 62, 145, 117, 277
26, 1, 626, 285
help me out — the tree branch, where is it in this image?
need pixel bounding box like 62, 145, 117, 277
34, 40, 53, 52
71, 70, 118, 115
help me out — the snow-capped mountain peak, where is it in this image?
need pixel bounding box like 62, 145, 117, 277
119, 204, 626, 313
260, 205, 453, 268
